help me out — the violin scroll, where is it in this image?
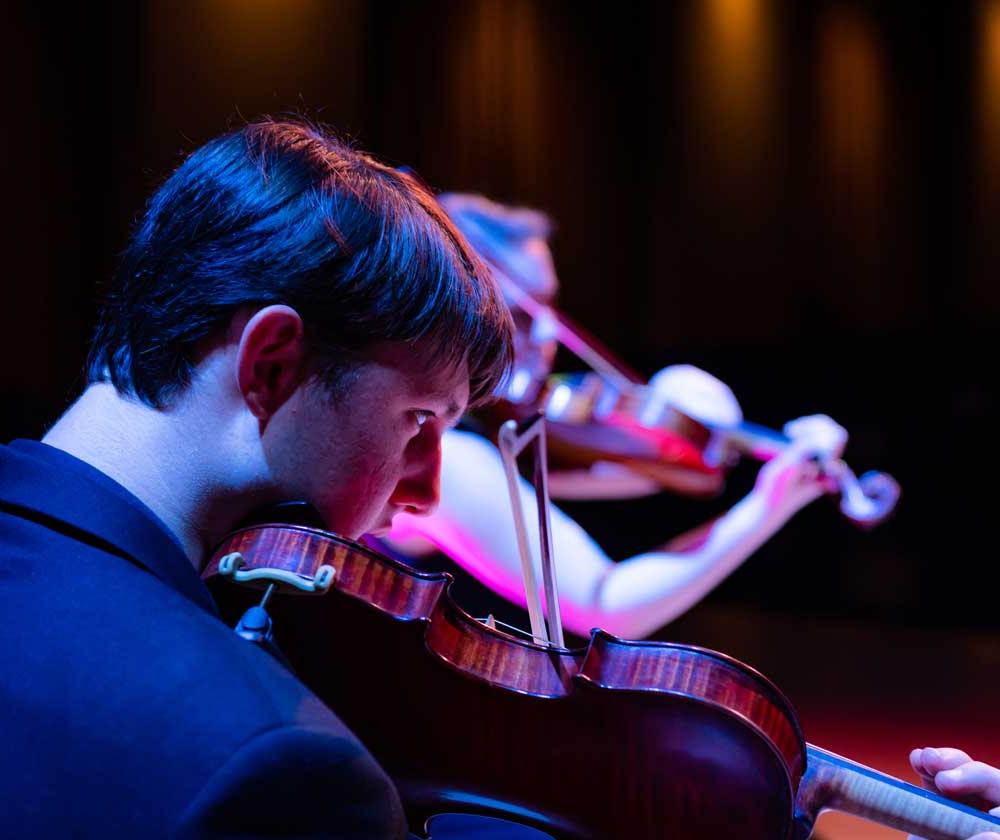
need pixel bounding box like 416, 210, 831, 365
829, 464, 902, 528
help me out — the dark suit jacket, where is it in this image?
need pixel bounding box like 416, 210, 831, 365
0, 440, 406, 839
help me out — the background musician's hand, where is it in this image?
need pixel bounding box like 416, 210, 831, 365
647, 364, 743, 428
781, 413, 849, 459
907, 747, 1000, 840
751, 414, 846, 525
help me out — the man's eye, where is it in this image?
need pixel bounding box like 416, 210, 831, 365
412, 410, 434, 427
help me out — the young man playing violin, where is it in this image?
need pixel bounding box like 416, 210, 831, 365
0, 119, 512, 838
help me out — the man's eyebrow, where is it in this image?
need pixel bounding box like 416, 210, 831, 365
414, 386, 464, 418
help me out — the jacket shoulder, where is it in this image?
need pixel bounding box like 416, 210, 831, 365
177, 723, 406, 839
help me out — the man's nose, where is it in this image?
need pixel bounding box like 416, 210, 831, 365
391, 429, 442, 517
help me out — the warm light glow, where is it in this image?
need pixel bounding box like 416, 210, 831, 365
682, 0, 775, 200
816, 5, 887, 230
979, 1, 1000, 199
181, 0, 330, 60
446, 0, 546, 192
709, 0, 764, 60
143, 0, 358, 129
981, 2, 1000, 135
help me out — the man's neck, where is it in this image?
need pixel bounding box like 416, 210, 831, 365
42, 383, 259, 571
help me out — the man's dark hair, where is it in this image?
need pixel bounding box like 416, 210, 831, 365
87, 118, 513, 408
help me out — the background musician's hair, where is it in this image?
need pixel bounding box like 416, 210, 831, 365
87, 118, 513, 408
438, 193, 554, 299
439, 193, 553, 247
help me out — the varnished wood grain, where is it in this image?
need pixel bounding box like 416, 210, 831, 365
207, 524, 803, 838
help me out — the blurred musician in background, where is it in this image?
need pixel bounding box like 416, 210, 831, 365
386, 192, 851, 640
383, 192, 1000, 837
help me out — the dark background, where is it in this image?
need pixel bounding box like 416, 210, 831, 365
5, 4, 999, 833
3, 1, 997, 635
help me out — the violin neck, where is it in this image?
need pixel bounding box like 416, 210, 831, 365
725, 421, 789, 461
794, 743, 1000, 840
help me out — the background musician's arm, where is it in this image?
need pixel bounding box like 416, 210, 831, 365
545, 461, 664, 500
388, 415, 844, 639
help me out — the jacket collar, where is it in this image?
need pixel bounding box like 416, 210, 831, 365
0, 440, 219, 617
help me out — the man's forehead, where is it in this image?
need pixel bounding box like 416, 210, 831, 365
366, 341, 469, 413
417, 360, 470, 417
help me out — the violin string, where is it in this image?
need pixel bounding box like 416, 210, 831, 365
476, 616, 546, 643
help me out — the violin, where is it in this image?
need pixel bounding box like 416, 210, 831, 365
489, 287, 727, 498
497, 287, 900, 526
204, 523, 998, 839
537, 370, 901, 527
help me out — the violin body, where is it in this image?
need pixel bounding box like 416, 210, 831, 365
486, 388, 727, 499
537, 370, 789, 470
205, 524, 805, 839
205, 524, 999, 839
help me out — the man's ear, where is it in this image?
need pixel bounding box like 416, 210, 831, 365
235, 305, 307, 420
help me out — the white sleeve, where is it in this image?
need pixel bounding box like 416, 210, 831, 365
387, 429, 785, 640
387, 429, 615, 632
